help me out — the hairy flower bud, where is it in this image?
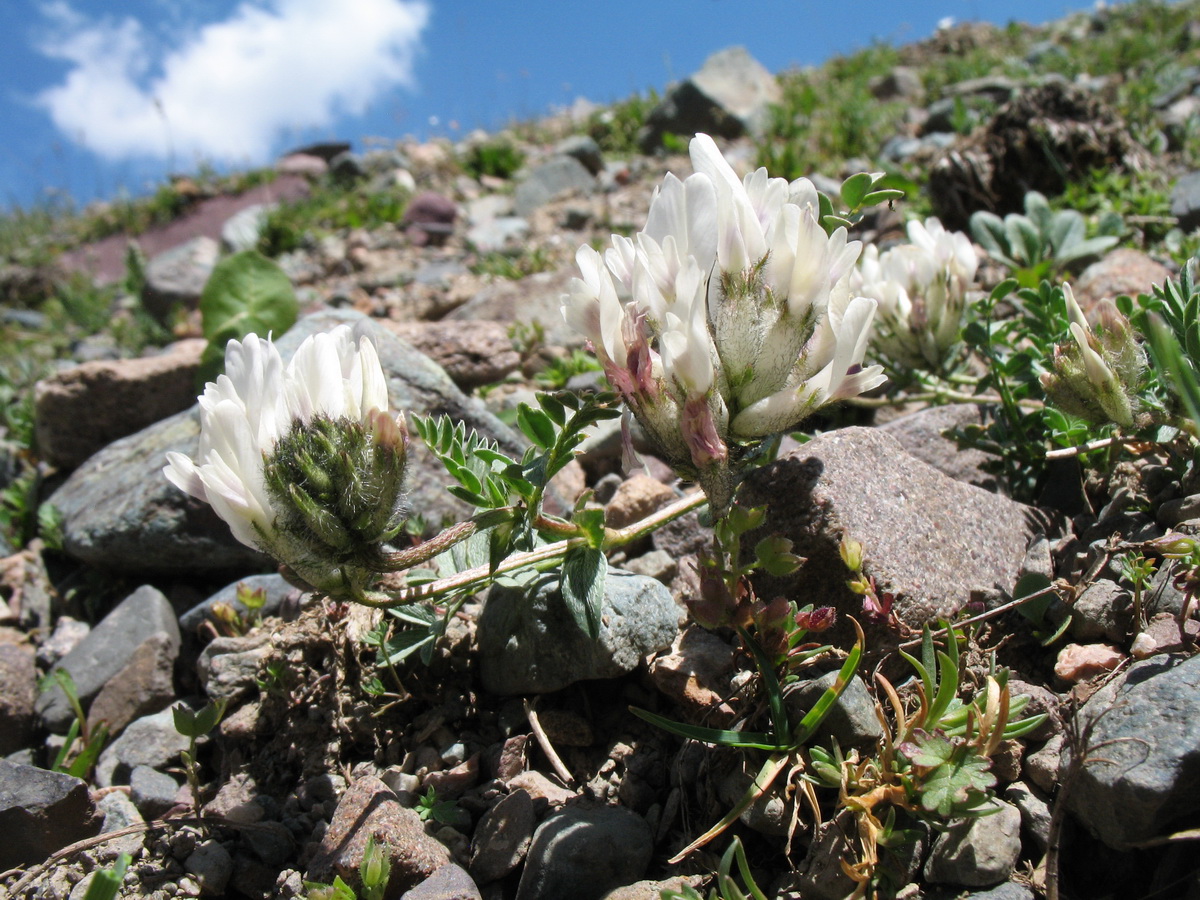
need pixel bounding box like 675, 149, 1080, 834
1040, 286, 1145, 427
164, 325, 407, 597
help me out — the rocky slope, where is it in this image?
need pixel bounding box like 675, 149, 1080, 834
3, 4, 1200, 899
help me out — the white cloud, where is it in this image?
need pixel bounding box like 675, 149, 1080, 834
34, 0, 430, 163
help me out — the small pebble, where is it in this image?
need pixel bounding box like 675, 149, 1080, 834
1054, 642, 1125, 683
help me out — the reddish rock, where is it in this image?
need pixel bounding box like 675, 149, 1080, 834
379, 320, 520, 389
1071, 248, 1174, 312
307, 775, 451, 895
469, 790, 535, 884
0, 643, 37, 755
648, 626, 736, 722
34, 339, 205, 469
402, 192, 457, 247
1054, 642, 1126, 683
605, 474, 677, 530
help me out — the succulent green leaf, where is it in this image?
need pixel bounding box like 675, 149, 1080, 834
198, 250, 298, 385
839, 172, 873, 211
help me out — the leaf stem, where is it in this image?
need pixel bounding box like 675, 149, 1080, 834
379, 491, 707, 604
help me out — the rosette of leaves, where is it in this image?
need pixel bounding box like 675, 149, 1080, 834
971, 190, 1119, 287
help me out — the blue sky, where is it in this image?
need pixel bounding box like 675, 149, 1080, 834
1, 0, 1117, 212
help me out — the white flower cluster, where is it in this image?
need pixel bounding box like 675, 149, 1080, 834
562, 133, 884, 510
853, 217, 978, 372
164, 324, 393, 557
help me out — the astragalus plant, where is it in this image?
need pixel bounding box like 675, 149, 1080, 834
562, 133, 885, 514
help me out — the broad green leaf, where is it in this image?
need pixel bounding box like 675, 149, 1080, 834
1013, 572, 1054, 626
840, 172, 873, 210
560, 545, 606, 638
1056, 235, 1118, 265
198, 250, 298, 385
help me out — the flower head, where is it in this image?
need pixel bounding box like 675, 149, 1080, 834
164, 324, 408, 594
852, 216, 978, 372
1039, 284, 1145, 427
562, 134, 884, 511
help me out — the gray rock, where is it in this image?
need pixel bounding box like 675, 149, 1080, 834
925, 884, 1034, 900
1066, 652, 1200, 847
36, 584, 180, 733
1024, 732, 1065, 793
185, 839, 234, 895
924, 799, 1022, 887
401, 863, 482, 900
0, 760, 103, 869
329, 150, 367, 185
466, 216, 529, 253
778, 809, 862, 900
515, 806, 652, 900
179, 573, 303, 636
36, 616, 90, 668
739, 427, 1044, 630
640, 47, 781, 151
870, 66, 924, 101
785, 672, 883, 749
379, 320, 522, 390
1145, 563, 1200, 620
221, 203, 274, 253
469, 789, 534, 884
621, 549, 677, 583
880, 404, 1001, 492
555, 135, 604, 175
243, 821, 295, 866
477, 566, 679, 695
1071, 248, 1174, 312
1170, 171, 1200, 233
143, 236, 221, 320
1004, 781, 1051, 854
0, 644, 37, 755
1070, 578, 1130, 642
197, 633, 273, 704
95, 707, 190, 788
445, 267, 582, 351
86, 628, 180, 739
50, 309, 526, 572
96, 791, 146, 860
514, 156, 596, 217
34, 338, 205, 469
130, 764, 180, 819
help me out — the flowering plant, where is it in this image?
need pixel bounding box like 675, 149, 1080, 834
852, 216, 978, 373
164, 324, 410, 596
562, 133, 884, 512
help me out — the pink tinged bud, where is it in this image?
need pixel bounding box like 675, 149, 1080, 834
862, 586, 895, 624
681, 395, 728, 470
1149, 533, 1199, 558
795, 606, 836, 633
